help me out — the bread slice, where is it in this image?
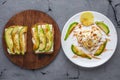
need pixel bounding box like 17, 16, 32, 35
31, 24, 54, 54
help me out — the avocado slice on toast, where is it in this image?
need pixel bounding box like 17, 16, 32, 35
5, 27, 14, 54
12, 26, 22, 54
32, 25, 39, 51
42, 24, 53, 52
38, 25, 46, 51
19, 27, 27, 55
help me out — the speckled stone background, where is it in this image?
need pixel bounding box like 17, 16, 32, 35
0, 0, 120, 80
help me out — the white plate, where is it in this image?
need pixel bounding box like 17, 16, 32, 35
61, 11, 118, 68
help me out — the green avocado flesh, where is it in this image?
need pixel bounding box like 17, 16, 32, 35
19, 27, 27, 55
95, 21, 110, 35
43, 24, 53, 51
38, 25, 46, 51
5, 27, 14, 54
12, 26, 22, 54
64, 22, 78, 40
32, 25, 39, 50
71, 44, 92, 59
94, 40, 107, 56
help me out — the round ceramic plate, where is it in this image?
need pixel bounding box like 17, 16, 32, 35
61, 11, 117, 68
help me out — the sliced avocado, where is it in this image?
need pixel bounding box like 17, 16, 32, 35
43, 24, 53, 51
94, 40, 107, 56
32, 25, 39, 50
19, 27, 27, 55
5, 27, 14, 54
12, 26, 22, 54
38, 25, 46, 51
64, 22, 78, 40
71, 44, 92, 59
95, 21, 110, 35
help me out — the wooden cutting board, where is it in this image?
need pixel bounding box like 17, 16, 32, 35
2, 10, 61, 69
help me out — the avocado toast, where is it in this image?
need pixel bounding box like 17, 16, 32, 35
32, 24, 54, 54
5, 26, 27, 55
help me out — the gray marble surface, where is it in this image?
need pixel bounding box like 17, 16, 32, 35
0, 0, 120, 80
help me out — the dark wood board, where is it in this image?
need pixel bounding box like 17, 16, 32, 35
2, 10, 61, 69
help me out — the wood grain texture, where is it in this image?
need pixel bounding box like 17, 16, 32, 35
2, 10, 61, 69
